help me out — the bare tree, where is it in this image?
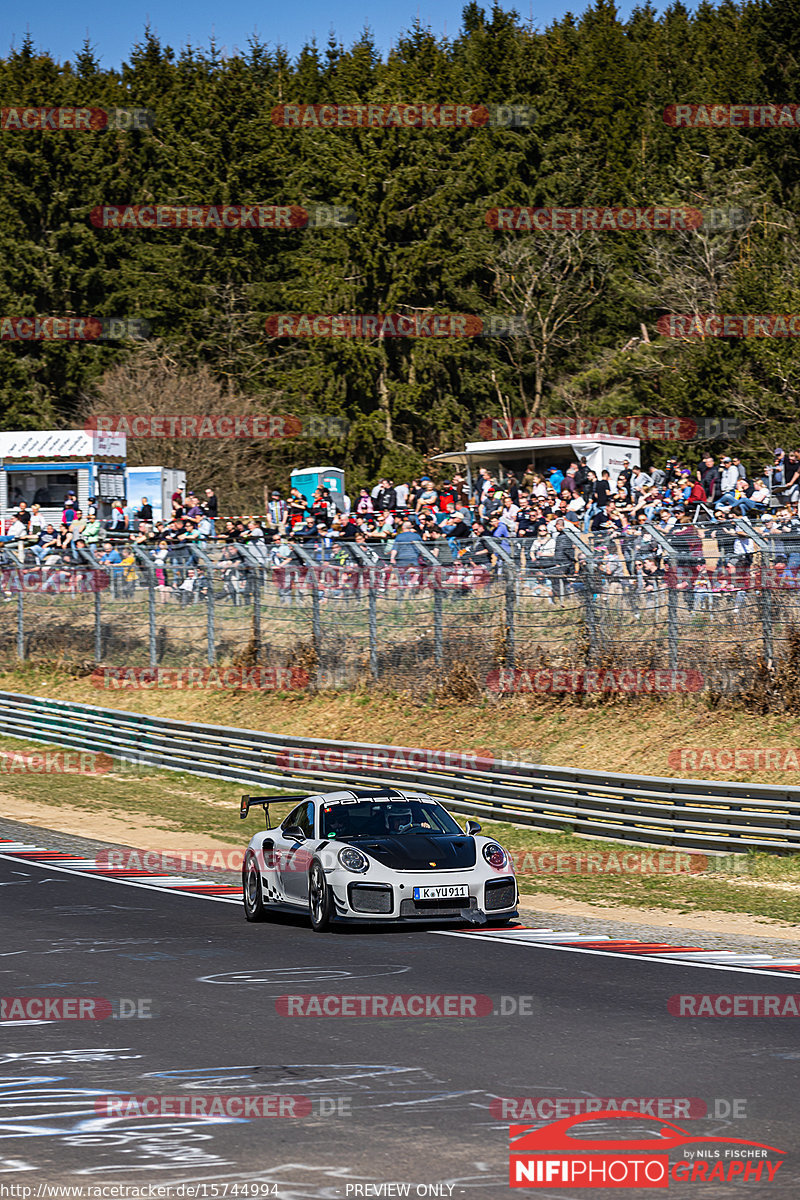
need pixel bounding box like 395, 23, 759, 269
490, 234, 609, 418
80, 344, 291, 512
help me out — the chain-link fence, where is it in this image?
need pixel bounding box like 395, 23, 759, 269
3, 522, 799, 698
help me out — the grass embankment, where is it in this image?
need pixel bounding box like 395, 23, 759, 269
2, 663, 800, 784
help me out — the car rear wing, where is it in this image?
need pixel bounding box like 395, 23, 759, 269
240, 793, 306, 825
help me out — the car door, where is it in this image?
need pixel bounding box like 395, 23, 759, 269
278, 800, 316, 902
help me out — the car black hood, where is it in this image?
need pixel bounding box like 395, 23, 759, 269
346, 834, 477, 871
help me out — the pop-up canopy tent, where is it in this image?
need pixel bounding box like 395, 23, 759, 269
430, 434, 641, 495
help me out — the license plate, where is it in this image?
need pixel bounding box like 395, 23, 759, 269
413, 884, 469, 900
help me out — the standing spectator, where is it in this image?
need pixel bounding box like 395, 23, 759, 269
62, 493, 77, 526
595, 470, 613, 509
415, 478, 438, 513
548, 466, 565, 494
617, 457, 633, 500
83, 508, 102, 547
573, 457, 590, 490
552, 518, 575, 596
356, 489, 374, 515
718, 456, 739, 497
287, 488, 308, 526
375, 480, 397, 511
560, 466, 577, 496
107, 501, 127, 532
28, 504, 44, 535
393, 479, 410, 508
390, 519, 423, 573
203, 488, 218, 526
136, 497, 153, 523
310, 487, 336, 525
700, 455, 720, 502
267, 491, 286, 530
269, 532, 294, 603
630, 465, 653, 499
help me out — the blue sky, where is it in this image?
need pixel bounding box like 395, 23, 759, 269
4, 0, 658, 70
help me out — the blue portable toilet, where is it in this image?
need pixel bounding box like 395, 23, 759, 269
290, 467, 346, 511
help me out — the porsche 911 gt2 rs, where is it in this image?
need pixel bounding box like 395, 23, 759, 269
239, 787, 518, 931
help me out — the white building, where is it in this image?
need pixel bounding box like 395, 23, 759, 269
0, 428, 126, 526
431, 433, 641, 492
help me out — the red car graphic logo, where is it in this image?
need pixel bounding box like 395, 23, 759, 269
511, 1110, 784, 1154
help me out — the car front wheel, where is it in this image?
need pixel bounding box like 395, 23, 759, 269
308, 861, 333, 931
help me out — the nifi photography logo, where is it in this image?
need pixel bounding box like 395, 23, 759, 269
508, 1111, 784, 1188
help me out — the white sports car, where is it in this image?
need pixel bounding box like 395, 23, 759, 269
240, 787, 518, 931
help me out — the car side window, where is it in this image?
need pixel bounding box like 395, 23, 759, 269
282, 802, 313, 837
282, 804, 306, 833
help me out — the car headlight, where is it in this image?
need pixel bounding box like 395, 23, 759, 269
482, 842, 509, 870
338, 846, 369, 873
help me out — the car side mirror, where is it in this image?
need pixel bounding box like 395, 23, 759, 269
282, 825, 306, 842
466, 820, 481, 835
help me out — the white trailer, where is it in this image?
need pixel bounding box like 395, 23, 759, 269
431, 433, 641, 492
125, 466, 186, 523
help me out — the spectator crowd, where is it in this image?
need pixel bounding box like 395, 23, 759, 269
2, 447, 799, 605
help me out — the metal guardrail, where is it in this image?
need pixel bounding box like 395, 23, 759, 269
0, 690, 797, 854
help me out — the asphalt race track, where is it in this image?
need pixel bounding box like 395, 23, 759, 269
1, 850, 799, 1197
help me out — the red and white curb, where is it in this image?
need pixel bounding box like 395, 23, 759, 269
0, 838, 242, 903
433, 926, 800, 978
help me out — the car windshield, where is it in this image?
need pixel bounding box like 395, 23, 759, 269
321, 799, 463, 839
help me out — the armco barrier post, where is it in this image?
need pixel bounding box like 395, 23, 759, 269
207, 568, 216, 664
311, 565, 321, 651
189, 545, 217, 666
433, 569, 443, 667
132, 544, 157, 667
369, 569, 378, 679
94, 587, 102, 663
252, 567, 261, 653
505, 574, 516, 670
585, 562, 597, 661
735, 518, 773, 668
645, 523, 680, 670
485, 537, 518, 670
16, 586, 23, 661
667, 585, 678, 670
